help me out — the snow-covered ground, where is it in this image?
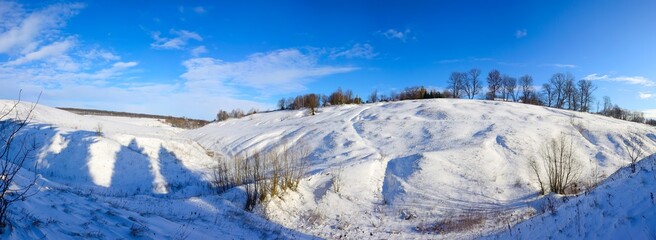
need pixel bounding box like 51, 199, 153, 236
0, 100, 310, 239
1, 98, 655, 239
186, 99, 656, 238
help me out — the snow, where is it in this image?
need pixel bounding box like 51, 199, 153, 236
0, 100, 311, 239
185, 99, 656, 238
1, 98, 655, 239
485, 153, 656, 239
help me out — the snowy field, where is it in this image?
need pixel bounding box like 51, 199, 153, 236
1, 98, 655, 239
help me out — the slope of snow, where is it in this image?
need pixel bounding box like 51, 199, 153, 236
2, 98, 656, 238
185, 99, 656, 238
91, 116, 185, 133
486, 154, 656, 239
0, 100, 310, 239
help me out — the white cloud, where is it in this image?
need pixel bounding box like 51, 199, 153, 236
584, 73, 655, 87
542, 63, 577, 68
193, 6, 206, 14
644, 109, 656, 120
0, 2, 82, 54
639, 92, 654, 100
79, 48, 120, 61
329, 43, 377, 59
181, 48, 358, 95
0, 3, 363, 120
381, 28, 412, 42
7, 38, 74, 66
150, 29, 203, 50
0, 3, 139, 93
191, 45, 207, 56
0, 2, 85, 73
515, 29, 527, 38
112, 61, 138, 69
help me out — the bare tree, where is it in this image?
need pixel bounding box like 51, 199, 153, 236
448, 71, 466, 98
369, 89, 379, 103
0, 93, 40, 227
329, 87, 346, 105
320, 94, 329, 107
602, 96, 612, 115
519, 74, 534, 103
531, 133, 580, 194
277, 98, 287, 110
463, 68, 482, 99
230, 109, 245, 118
344, 89, 354, 103
563, 77, 578, 111
502, 75, 517, 101
577, 80, 596, 112
541, 83, 554, 107
216, 110, 229, 121
486, 69, 502, 100
304, 94, 320, 115
623, 135, 644, 173
550, 73, 567, 108
529, 158, 545, 195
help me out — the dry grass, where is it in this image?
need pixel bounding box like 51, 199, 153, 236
416, 214, 485, 234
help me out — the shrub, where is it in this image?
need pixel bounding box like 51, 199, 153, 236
0, 94, 40, 228
530, 133, 581, 194
210, 144, 309, 211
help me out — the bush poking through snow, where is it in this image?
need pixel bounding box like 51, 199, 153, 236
584, 158, 605, 193
0, 93, 40, 229
416, 214, 485, 234
331, 166, 343, 193
95, 123, 103, 136
210, 145, 309, 211
623, 134, 644, 173
530, 133, 581, 195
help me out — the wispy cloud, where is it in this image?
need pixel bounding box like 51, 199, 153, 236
0, 2, 132, 79
639, 92, 654, 100
193, 6, 206, 14
380, 28, 412, 42
181, 48, 358, 95
438, 59, 462, 64
497, 61, 525, 67
0, 3, 149, 113
583, 73, 655, 87
471, 57, 494, 62
7, 38, 74, 65
438, 57, 493, 64
150, 29, 202, 50
515, 29, 527, 38
190, 45, 207, 56
329, 43, 377, 59
0, 2, 83, 54
79, 48, 120, 61
541, 63, 577, 68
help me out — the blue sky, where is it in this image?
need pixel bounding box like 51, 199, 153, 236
1, 0, 655, 120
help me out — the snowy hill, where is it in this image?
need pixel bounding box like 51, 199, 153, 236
185, 99, 656, 238
1, 98, 655, 239
0, 100, 308, 239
